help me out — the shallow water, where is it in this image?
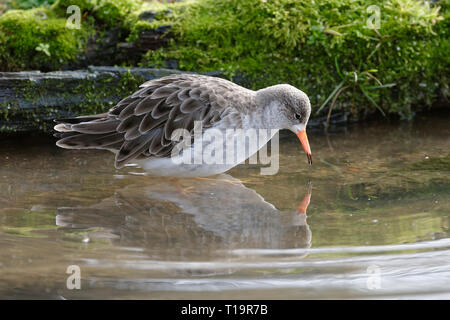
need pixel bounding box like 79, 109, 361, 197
0, 112, 449, 299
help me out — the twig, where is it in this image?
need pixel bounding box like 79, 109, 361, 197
364, 72, 382, 86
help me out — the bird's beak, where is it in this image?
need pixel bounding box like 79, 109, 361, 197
290, 125, 312, 165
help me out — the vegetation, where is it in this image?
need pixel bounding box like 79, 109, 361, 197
0, 0, 448, 122
0, 7, 94, 71
143, 0, 449, 120
5, 0, 57, 10
0, 0, 145, 71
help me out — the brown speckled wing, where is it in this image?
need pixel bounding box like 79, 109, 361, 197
57, 74, 255, 168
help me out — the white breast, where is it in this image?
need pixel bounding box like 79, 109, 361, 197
136, 127, 278, 177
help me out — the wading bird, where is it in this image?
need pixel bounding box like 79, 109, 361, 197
55, 74, 312, 177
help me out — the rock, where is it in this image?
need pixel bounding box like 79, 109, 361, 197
59, 24, 173, 70
137, 25, 172, 52
138, 10, 157, 22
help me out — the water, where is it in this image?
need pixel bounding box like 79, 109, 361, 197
0, 113, 449, 299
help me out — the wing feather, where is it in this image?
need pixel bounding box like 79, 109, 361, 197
55, 74, 255, 169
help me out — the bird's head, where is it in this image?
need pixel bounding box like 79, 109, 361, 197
255, 84, 312, 165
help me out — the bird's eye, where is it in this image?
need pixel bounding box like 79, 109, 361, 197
294, 113, 301, 120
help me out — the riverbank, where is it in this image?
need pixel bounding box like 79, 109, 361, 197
0, 0, 448, 132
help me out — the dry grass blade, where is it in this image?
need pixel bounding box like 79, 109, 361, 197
326, 85, 350, 129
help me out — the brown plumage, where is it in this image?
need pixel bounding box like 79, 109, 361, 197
55, 74, 254, 168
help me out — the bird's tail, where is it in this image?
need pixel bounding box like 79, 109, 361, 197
54, 113, 124, 151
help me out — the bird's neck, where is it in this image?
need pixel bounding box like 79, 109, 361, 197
242, 101, 280, 131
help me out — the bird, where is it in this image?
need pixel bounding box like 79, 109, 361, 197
55, 175, 313, 254
54, 74, 312, 177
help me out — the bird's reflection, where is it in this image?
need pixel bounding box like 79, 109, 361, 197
56, 174, 312, 256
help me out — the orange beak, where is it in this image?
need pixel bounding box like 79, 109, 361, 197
296, 129, 312, 165
297, 190, 312, 215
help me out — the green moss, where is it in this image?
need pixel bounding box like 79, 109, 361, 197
68, 70, 145, 116
0, 8, 94, 71
125, 0, 193, 43
51, 0, 142, 27
0, 0, 146, 71
126, 18, 172, 44
142, 0, 449, 119
50, 0, 97, 17
94, 0, 142, 27
6, 0, 57, 10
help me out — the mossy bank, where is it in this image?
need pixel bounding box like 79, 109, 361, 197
0, 0, 449, 132
142, 0, 449, 120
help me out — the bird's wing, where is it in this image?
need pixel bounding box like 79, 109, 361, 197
56, 74, 255, 168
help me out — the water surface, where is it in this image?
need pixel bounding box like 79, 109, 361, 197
0, 113, 449, 299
